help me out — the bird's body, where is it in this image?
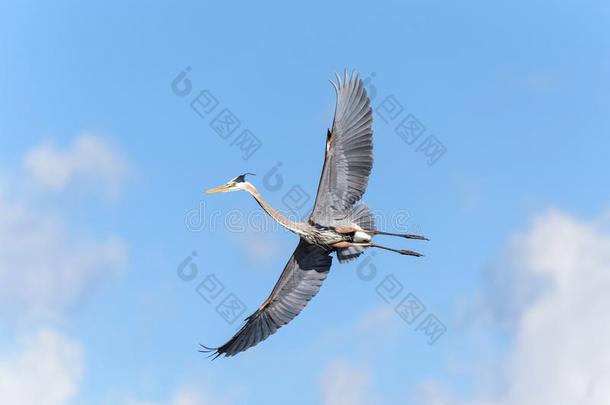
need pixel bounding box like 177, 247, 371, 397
271, 218, 372, 249
248, 180, 368, 249
202, 70, 427, 359
292, 222, 346, 247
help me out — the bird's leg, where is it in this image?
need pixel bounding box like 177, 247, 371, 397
364, 230, 429, 241
350, 242, 424, 257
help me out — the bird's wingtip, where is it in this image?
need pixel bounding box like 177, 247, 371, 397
198, 344, 223, 360
331, 68, 365, 89
329, 78, 338, 92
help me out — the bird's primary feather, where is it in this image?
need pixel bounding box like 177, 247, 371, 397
200, 240, 332, 358
310, 70, 374, 227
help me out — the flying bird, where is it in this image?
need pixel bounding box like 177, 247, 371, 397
202, 70, 428, 358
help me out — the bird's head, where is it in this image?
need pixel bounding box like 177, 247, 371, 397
206, 173, 255, 194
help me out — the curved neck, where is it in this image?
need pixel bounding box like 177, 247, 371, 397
245, 183, 302, 234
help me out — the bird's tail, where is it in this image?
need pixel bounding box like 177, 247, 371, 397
336, 204, 375, 263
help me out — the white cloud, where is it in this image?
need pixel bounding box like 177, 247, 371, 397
315, 308, 406, 405
1, 134, 128, 323
423, 209, 610, 405
320, 359, 373, 405
23, 134, 128, 196
414, 380, 458, 405
126, 386, 233, 405
355, 305, 400, 341
495, 210, 610, 404
0, 329, 84, 405
227, 229, 290, 265
0, 134, 130, 405
241, 236, 277, 262
0, 195, 127, 322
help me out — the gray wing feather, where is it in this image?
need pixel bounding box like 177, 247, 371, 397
201, 240, 332, 358
309, 70, 373, 226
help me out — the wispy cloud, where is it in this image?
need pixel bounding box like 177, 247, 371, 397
320, 359, 373, 405
0, 134, 129, 405
0, 329, 84, 405
1, 134, 128, 323
355, 305, 400, 341
492, 209, 610, 404
0, 195, 127, 323
23, 134, 129, 197
421, 209, 610, 405
125, 386, 234, 405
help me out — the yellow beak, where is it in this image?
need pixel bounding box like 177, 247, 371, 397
206, 184, 232, 194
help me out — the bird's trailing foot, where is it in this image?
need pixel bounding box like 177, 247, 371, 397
349, 242, 424, 257
365, 230, 429, 241
397, 249, 424, 257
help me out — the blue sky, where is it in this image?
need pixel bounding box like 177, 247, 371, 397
1, 1, 610, 404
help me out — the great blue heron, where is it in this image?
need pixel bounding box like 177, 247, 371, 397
201, 70, 427, 359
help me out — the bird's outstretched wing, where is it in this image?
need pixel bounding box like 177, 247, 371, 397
201, 240, 332, 358
309, 70, 373, 226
